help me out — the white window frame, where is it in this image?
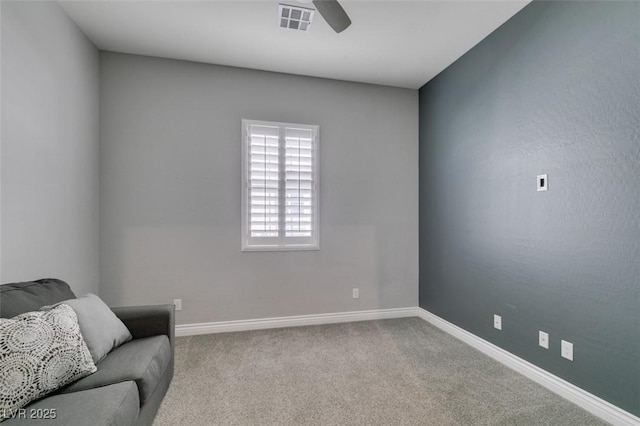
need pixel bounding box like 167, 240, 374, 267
241, 119, 319, 251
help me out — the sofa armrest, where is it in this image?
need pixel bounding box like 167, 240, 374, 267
111, 304, 175, 351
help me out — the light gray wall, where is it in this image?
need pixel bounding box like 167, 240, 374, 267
419, 1, 639, 416
100, 52, 418, 324
1, 1, 100, 295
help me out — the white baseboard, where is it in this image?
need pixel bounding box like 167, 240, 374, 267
176, 307, 419, 337
416, 308, 640, 426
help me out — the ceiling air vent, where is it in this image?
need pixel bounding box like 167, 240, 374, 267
279, 4, 314, 32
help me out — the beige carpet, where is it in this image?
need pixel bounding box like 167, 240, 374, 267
154, 318, 606, 425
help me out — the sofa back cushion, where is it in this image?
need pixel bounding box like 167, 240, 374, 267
0, 279, 76, 318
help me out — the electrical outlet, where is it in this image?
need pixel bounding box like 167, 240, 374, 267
561, 340, 573, 361
493, 314, 502, 330
173, 299, 182, 311
539, 331, 549, 349
352, 288, 359, 299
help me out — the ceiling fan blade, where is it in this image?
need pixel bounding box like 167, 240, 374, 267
312, 0, 351, 33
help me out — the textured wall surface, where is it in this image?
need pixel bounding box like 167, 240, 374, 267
100, 52, 418, 324
419, 1, 639, 416
1, 1, 100, 295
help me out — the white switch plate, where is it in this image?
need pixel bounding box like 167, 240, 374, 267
539, 331, 549, 349
561, 340, 573, 361
173, 299, 182, 311
537, 174, 548, 191
352, 288, 359, 299
493, 314, 502, 330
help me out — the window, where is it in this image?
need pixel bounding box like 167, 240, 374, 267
241, 119, 319, 251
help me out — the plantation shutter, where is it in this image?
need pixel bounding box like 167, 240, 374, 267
248, 125, 280, 239
285, 127, 314, 239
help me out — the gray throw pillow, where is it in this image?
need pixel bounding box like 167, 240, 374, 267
0, 305, 97, 421
43, 294, 132, 364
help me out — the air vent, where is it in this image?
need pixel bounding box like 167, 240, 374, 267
279, 4, 314, 32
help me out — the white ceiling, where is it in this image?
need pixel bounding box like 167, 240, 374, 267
60, 0, 530, 89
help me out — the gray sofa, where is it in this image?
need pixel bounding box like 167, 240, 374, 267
0, 279, 174, 425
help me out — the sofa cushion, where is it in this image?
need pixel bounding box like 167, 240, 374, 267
0, 279, 76, 319
2, 381, 139, 426
59, 335, 171, 405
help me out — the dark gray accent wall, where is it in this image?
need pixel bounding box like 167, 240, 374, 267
419, 1, 639, 416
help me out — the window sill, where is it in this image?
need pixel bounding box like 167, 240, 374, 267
241, 245, 320, 252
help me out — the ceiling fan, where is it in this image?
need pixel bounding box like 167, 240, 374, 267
293, 0, 351, 33
311, 0, 351, 33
